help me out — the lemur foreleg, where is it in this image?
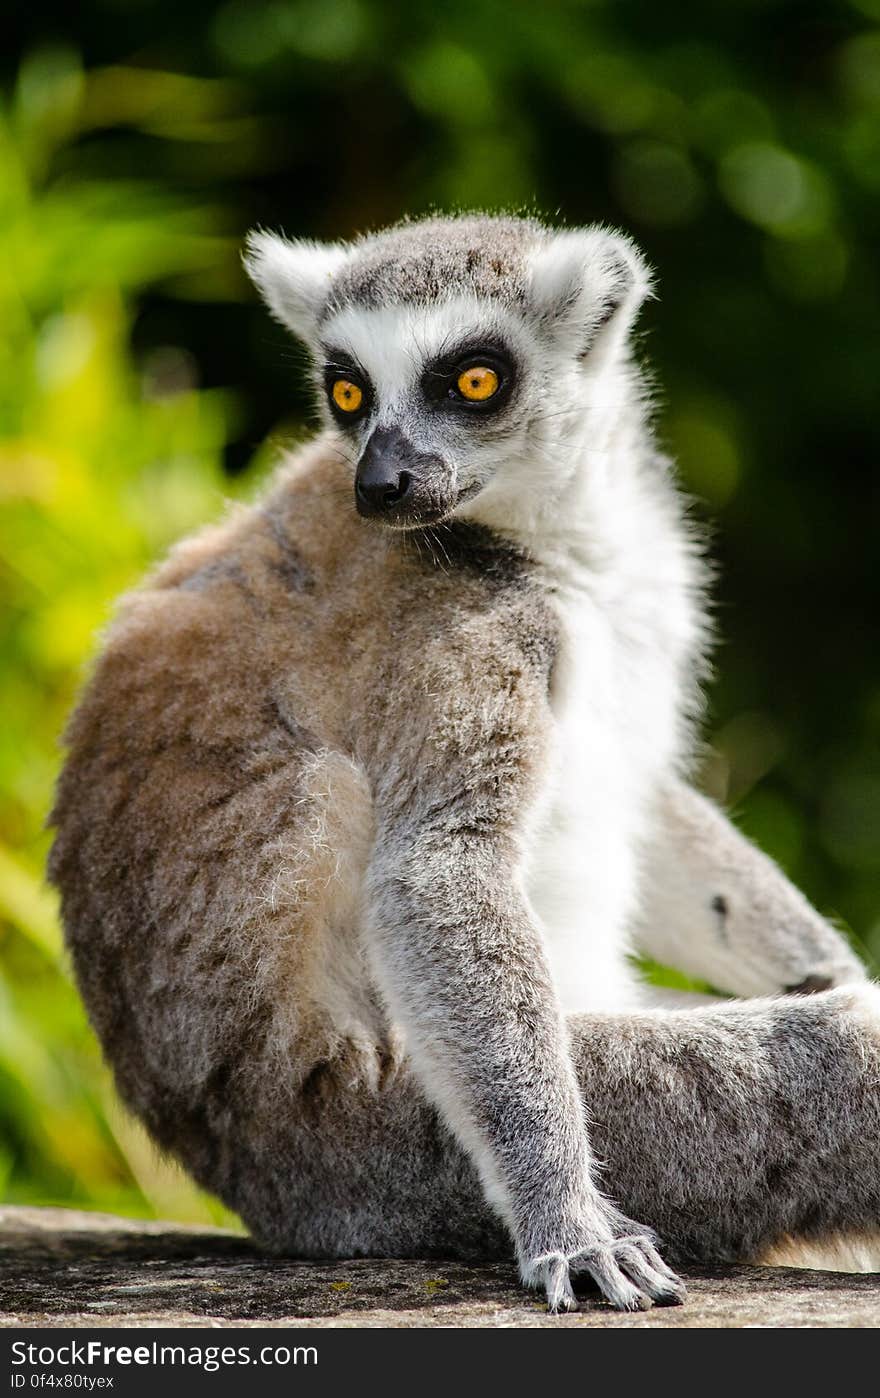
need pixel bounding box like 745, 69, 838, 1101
634, 779, 866, 998
366, 813, 684, 1312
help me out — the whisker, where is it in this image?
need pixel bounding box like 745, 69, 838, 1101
427, 526, 452, 576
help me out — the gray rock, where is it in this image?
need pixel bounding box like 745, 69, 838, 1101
0, 1207, 877, 1328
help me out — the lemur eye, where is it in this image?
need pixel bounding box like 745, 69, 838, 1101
456, 366, 499, 402
331, 379, 363, 413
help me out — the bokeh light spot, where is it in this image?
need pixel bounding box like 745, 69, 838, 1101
720, 142, 833, 236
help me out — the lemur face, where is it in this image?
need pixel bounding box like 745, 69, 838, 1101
245, 216, 652, 530
316, 296, 538, 527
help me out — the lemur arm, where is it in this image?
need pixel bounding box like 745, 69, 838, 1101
367, 813, 683, 1311
364, 672, 683, 1313
633, 779, 865, 998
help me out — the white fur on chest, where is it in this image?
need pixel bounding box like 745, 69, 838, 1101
524, 556, 689, 1015
459, 387, 702, 1017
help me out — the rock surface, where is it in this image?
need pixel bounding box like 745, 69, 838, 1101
0, 1207, 877, 1328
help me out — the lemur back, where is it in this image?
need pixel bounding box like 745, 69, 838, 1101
50, 215, 876, 1312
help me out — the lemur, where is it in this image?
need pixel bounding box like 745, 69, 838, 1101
49, 215, 879, 1313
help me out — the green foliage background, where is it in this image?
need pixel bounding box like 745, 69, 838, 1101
1, 0, 878, 1220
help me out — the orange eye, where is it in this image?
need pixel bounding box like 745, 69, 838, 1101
331, 379, 363, 413
456, 365, 499, 402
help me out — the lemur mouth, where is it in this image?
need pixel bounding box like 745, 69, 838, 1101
374, 502, 456, 532
454, 481, 483, 506
377, 490, 482, 532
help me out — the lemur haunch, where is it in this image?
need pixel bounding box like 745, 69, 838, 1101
50, 215, 878, 1313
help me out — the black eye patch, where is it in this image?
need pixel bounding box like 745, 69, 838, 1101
321, 347, 373, 425
421, 342, 516, 414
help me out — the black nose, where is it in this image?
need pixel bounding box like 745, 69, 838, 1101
355, 428, 415, 517
356, 468, 411, 514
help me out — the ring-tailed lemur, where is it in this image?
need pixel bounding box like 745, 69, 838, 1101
49, 215, 878, 1313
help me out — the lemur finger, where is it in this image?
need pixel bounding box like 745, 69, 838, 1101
615, 1241, 686, 1305
534, 1253, 577, 1313
617, 1233, 684, 1286
572, 1249, 652, 1311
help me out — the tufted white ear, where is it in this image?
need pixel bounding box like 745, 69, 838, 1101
528, 227, 653, 360
243, 230, 350, 341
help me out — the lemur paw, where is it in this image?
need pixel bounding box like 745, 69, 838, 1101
526, 1228, 685, 1314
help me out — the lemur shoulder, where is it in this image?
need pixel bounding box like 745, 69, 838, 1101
50, 215, 879, 1312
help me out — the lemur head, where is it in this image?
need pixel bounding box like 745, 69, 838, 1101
245, 214, 652, 531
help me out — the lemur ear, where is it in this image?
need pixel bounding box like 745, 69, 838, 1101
528, 228, 653, 360
243, 230, 349, 340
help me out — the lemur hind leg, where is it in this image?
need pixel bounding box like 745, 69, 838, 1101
634, 780, 866, 998
631, 780, 876, 1266
238, 983, 880, 1278
569, 986, 880, 1266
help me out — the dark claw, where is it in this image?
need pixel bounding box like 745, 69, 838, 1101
653, 1286, 686, 1307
